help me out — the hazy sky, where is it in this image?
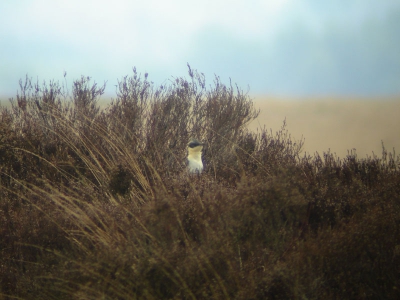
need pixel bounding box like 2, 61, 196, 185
1, 0, 399, 97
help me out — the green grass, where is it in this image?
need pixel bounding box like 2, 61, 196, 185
0, 66, 399, 299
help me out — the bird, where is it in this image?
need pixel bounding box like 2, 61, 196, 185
187, 139, 204, 174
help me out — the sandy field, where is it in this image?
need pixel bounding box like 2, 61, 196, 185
249, 96, 400, 159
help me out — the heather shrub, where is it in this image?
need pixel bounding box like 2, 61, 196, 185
0, 66, 399, 299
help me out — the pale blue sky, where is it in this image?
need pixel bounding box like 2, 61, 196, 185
1, 0, 399, 97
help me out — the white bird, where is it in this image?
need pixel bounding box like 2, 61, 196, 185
187, 139, 204, 174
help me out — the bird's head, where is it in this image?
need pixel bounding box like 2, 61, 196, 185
187, 139, 204, 153
188, 139, 204, 151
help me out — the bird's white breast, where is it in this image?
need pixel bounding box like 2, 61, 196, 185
187, 143, 204, 174
188, 157, 203, 173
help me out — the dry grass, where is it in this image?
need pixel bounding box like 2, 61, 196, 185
5, 93, 399, 160
0, 68, 399, 299
250, 96, 400, 159
93, 95, 400, 159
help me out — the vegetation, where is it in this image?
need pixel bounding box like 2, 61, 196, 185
0, 66, 399, 299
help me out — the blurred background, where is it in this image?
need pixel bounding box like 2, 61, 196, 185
1, 0, 399, 157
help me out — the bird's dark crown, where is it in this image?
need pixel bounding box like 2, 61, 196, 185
188, 140, 203, 148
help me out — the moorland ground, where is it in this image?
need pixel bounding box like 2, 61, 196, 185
250, 96, 400, 159
0, 70, 399, 299
2, 95, 399, 159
